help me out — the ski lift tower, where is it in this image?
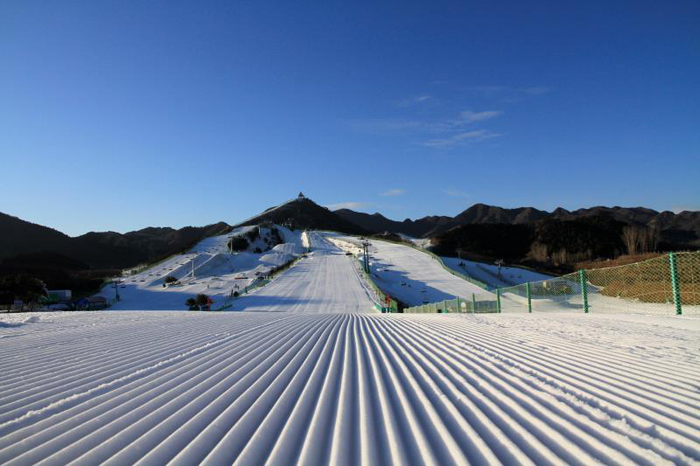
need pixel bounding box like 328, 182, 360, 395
111, 279, 121, 302
495, 259, 505, 277
361, 240, 371, 273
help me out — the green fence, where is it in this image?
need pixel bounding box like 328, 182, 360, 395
355, 258, 398, 313
404, 293, 500, 314
405, 251, 700, 315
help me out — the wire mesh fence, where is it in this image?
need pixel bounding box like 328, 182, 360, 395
349, 257, 398, 313
674, 251, 700, 308
498, 273, 584, 313
404, 251, 700, 315
404, 294, 500, 314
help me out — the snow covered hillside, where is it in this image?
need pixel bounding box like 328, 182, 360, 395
441, 256, 553, 288
326, 234, 493, 306
1, 311, 698, 465
107, 225, 307, 311
232, 232, 377, 313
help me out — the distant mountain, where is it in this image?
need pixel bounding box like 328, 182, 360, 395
0, 212, 231, 269
430, 215, 632, 272
334, 203, 700, 248
549, 206, 700, 249
335, 204, 551, 238
421, 204, 550, 237
1, 212, 74, 261
334, 209, 450, 238
453, 203, 549, 225
2, 198, 698, 291
75, 223, 232, 268
0, 196, 366, 275
236, 197, 369, 235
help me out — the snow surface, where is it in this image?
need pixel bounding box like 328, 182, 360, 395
1, 311, 698, 465
326, 235, 493, 306
440, 256, 553, 288
497, 283, 700, 315
107, 226, 306, 311
232, 232, 376, 313
321, 234, 694, 316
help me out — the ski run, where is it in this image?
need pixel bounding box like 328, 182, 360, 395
1, 312, 698, 465
1, 228, 699, 465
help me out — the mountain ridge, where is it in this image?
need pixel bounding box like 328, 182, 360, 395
334, 203, 700, 245
2, 199, 698, 276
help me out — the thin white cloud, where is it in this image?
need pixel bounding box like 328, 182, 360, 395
350, 109, 501, 135
421, 130, 501, 148
468, 85, 550, 99
325, 202, 370, 211
397, 95, 432, 107
468, 85, 509, 96
459, 110, 502, 123
348, 118, 422, 133
440, 189, 471, 198
425, 110, 502, 133
524, 86, 549, 95
380, 189, 406, 197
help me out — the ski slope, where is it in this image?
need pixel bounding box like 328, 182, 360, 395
234, 232, 376, 313
107, 226, 307, 311
327, 235, 493, 306
1, 311, 698, 465
441, 256, 553, 288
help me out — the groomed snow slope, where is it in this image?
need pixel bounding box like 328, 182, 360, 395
108, 226, 305, 311
0, 312, 698, 465
328, 235, 493, 306
234, 232, 376, 313
441, 256, 553, 288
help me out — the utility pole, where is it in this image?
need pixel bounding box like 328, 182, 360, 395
113, 279, 120, 302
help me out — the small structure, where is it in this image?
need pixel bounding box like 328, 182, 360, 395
47, 290, 72, 303
298, 192, 305, 199
76, 296, 109, 310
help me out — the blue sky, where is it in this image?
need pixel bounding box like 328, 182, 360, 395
1, 0, 698, 236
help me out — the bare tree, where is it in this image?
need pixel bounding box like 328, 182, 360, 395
529, 242, 548, 263
622, 226, 641, 255
623, 226, 658, 255
641, 226, 659, 253
552, 248, 568, 266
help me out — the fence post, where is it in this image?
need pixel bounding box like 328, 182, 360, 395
526, 282, 532, 313
496, 289, 501, 313
669, 252, 682, 315
579, 269, 589, 313
472, 293, 477, 313
456, 297, 461, 313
